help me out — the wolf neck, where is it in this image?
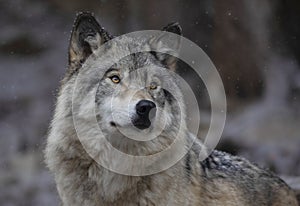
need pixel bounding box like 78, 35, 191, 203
74, 127, 187, 202
78, 130, 185, 203
88, 150, 185, 203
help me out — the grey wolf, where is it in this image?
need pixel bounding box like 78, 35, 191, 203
45, 12, 298, 206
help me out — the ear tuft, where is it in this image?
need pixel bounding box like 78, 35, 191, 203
68, 12, 112, 68
150, 22, 182, 71
162, 22, 182, 37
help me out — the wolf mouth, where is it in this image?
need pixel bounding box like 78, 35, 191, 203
110, 121, 117, 127
131, 118, 151, 130
110, 119, 152, 130
110, 117, 152, 130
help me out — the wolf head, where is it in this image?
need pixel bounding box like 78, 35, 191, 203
59, 12, 187, 156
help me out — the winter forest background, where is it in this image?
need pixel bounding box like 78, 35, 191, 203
0, 0, 300, 205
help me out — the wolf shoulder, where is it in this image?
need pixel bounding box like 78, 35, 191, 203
186, 139, 298, 206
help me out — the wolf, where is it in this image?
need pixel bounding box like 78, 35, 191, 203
45, 12, 298, 206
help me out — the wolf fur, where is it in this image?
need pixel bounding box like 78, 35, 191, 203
45, 12, 298, 206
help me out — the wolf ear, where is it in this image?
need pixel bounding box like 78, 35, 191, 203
68, 12, 112, 67
150, 22, 182, 71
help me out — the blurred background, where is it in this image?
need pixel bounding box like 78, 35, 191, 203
0, 0, 299, 205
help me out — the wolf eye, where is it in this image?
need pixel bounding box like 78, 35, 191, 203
149, 82, 158, 90
110, 75, 120, 84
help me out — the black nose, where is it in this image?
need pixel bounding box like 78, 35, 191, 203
136, 100, 156, 116
132, 100, 156, 130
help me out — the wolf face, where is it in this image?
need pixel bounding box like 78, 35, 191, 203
66, 12, 186, 155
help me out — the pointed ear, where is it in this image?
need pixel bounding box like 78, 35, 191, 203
150, 22, 182, 71
68, 12, 112, 67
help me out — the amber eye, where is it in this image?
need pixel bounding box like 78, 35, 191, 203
149, 82, 158, 90
110, 75, 120, 84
